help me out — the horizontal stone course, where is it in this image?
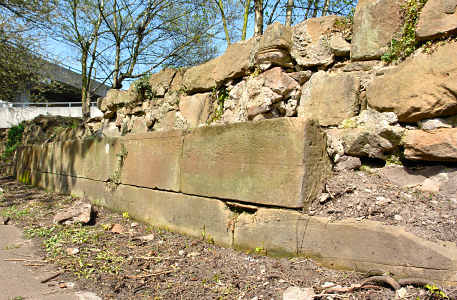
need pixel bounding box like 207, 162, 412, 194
18, 171, 457, 284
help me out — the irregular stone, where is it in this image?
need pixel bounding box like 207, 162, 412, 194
179, 93, 212, 127
351, 0, 404, 60
148, 68, 177, 97
283, 286, 315, 300
404, 128, 457, 162
234, 208, 457, 282
183, 39, 254, 93
223, 68, 300, 122
420, 178, 443, 193
292, 16, 345, 68
287, 71, 312, 85
254, 22, 293, 69
181, 118, 330, 208
334, 156, 362, 172
75, 291, 102, 300
53, 202, 92, 225
262, 67, 300, 97
418, 115, 457, 130
298, 71, 360, 126
98, 89, 138, 112
328, 33, 351, 57
327, 110, 404, 159
110, 223, 125, 234
379, 165, 429, 188
416, 0, 457, 40
342, 61, 379, 72
367, 42, 457, 122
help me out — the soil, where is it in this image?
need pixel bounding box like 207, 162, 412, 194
1, 174, 456, 300
310, 169, 457, 244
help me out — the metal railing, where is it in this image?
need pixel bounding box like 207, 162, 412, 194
0, 101, 98, 108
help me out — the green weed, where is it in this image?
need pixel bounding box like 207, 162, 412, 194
382, 0, 427, 63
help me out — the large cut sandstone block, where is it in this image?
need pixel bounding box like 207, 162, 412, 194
404, 128, 457, 162
416, 0, 457, 40
121, 130, 184, 192
367, 42, 457, 122
31, 172, 234, 247
298, 71, 360, 126
182, 39, 254, 93
351, 0, 404, 60
234, 208, 457, 283
181, 118, 330, 208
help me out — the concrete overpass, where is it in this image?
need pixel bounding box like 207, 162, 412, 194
38, 60, 110, 98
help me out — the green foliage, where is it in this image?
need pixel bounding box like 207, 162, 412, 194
208, 87, 228, 124
134, 74, 155, 100
425, 284, 448, 299
2, 123, 24, 160
382, 0, 428, 63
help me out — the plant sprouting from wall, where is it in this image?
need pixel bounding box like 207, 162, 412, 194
208, 86, 228, 124
381, 0, 428, 63
106, 144, 128, 191
134, 74, 155, 100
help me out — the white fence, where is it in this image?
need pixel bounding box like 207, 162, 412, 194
0, 102, 103, 128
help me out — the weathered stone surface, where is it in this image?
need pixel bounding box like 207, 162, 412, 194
53, 202, 92, 225
148, 68, 177, 97
351, 0, 404, 60
291, 16, 345, 68
121, 130, 184, 192
328, 33, 351, 57
30, 173, 234, 247
99, 89, 138, 112
178, 93, 211, 127
283, 287, 315, 300
367, 42, 457, 122
181, 118, 330, 208
416, 0, 457, 40
234, 208, 457, 282
298, 71, 360, 126
334, 156, 361, 172
254, 22, 293, 69
418, 115, 457, 130
404, 129, 457, 162
326, 110, 404, 159
223, 68, 300, 122
118, 185, 234, 247
182, 39, 254, 93
287, 71, 312, 85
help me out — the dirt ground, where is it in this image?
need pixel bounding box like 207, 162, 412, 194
0, 174, 456, 300
310, 169, 457, 244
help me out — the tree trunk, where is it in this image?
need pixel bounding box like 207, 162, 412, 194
304, 0, 313, 19
81, 51, 90, 121
285, 0, 293, 26
254, 0, 263, 36
241, 0, 251, 40
322, 0, 330, 16
312, 0, 319, 17
215, 0, 231, 46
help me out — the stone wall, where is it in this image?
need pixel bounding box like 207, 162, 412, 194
15, 119, 457, 284
90, 0, 457, 169
14, 0, 457, 284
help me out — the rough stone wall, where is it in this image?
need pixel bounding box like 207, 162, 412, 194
91, 0, 457, 169
12, 0, 457, 284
